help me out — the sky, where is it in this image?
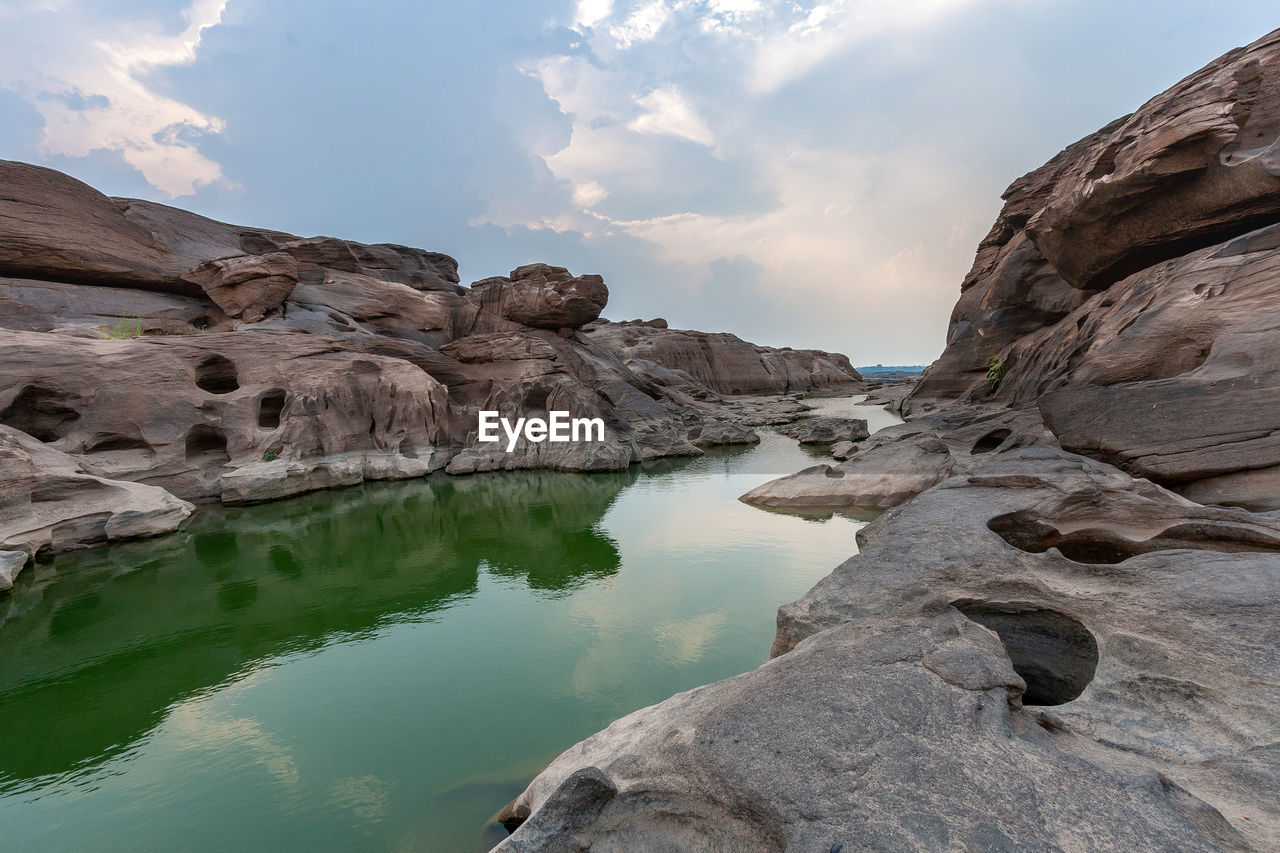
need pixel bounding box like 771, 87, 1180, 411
0, 1, 1275, 364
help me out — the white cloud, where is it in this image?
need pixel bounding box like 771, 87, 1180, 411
572, 179, 611, 206
609, 0, 674, 48
628, 85, 716, 147
573, 0, 615, 29
0, 0, 230, 196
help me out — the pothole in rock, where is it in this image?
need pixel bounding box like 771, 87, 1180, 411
0, 385, 81, 441
195, 354, 239, 394
988, 511, 1280, 564
971, 428, 1012, 454
185, 424, 230, 463
953, 600, 1098, 706
258, 390, 286, 429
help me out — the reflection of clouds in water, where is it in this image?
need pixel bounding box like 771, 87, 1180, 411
328, 775, 393, 825
654, 611, 729, 666
167, 675, 301, 792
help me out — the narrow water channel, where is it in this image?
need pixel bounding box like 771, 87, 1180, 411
0, 396, 900, 852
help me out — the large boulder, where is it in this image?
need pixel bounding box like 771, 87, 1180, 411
500, 263, 609, 329
909, 28, 1280, 410
180, 252, 298, 322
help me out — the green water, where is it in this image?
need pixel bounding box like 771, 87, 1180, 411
0, 397, 898, 852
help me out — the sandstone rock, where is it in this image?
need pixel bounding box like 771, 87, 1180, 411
990, 222, 1280, 509
0, 158, 861, 557
777, 416, 868, 445
1026, 30, 1280, 290
586, 320, 863, 396
500, 264, 608, 329
0, 550, 25, 591
0, 330, 450, 502
829, 439, 857, 460
744, 406, 1052, 510
0, 425, 193, 561
502, 450, 1280, 851
909, 28, 1280, 410
180, 252, 298, 322
686, 420, 759, 447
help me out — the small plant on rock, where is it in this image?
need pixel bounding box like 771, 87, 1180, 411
986, 354, 1004, 392
262, 450, 279, 462
101, 317, 144, 339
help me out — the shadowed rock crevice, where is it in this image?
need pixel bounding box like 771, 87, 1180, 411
257, 390, 286, 429
988, 511, 1280, 564
952, 601, 1098, 706
971, 428, 1012, 454
184, 424, 229, 463
194, 354, 239, 394
0, 385, 81, 442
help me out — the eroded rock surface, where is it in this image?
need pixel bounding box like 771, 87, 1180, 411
585, 318, 863, 396
0, 160, 860, 563
910, 28, 1280, 417
0, 425, 194, 588
502, 450, 1280, 851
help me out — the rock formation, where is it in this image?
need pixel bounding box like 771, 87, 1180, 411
0, 160, 859, 587
497, 28, 1280, 852
584, 318, 863, 396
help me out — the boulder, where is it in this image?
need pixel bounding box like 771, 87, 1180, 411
777, 416, 869, 445
829, 439, 857, 460
180, 252, 298, 322
686, 420, 759, 447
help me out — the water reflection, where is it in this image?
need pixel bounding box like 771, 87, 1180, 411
0, 468, 638, 787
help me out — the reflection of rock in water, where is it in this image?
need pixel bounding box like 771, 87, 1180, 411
0, 468, 636, 784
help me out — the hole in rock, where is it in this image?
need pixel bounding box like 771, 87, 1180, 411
953, 600, 1098, 705
1, 385, 81, 441
989, 511, 1280, 564
85, 432, 150, 453
258, 390, 286, 429
524, 386, 550, 410
185, 424, 229, 462
971, 428, 1012, 454
195, 355, 239, 394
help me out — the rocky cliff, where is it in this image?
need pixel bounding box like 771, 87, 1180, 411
496, 29, 1280, 852
0, 161, 860, 585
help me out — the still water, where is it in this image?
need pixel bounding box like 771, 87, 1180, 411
0, 396, 899, 852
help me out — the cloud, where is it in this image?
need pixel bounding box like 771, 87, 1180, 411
573, 0, 615, 29
0, 0, 230, 197
628, 85, 716, 146
608, 0, 674, 48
